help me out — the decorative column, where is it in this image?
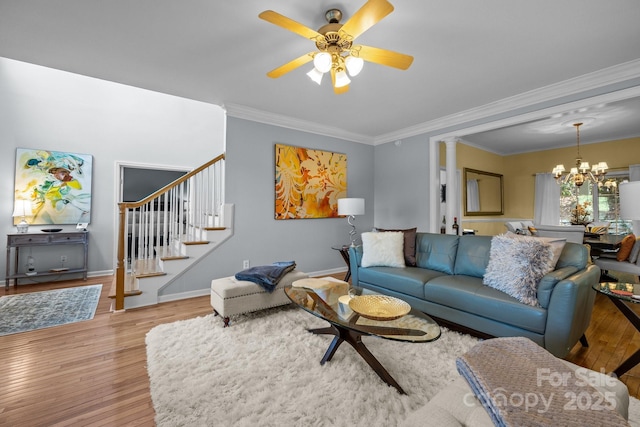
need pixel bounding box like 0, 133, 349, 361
428, 137, 440, 233
444, 137, 458, 234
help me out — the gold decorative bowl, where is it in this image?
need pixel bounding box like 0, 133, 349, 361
349, 295, 411, 321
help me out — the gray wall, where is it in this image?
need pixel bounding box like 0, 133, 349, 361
163, 117, 375, 295
373, 135, 431, 231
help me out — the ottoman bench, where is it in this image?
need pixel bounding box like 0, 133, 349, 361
210, 270, 308, 326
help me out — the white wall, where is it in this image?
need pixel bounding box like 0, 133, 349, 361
0, 58, 225, 278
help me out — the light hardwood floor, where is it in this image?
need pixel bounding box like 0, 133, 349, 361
1, 274, 639, 425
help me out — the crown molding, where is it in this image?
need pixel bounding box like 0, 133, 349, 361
374, 58, 640, 145
223, 103, 375, 145
226, 59, 640, 146
434, 84, 640, 152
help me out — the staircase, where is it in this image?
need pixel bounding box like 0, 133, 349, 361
111, 154, 228, 311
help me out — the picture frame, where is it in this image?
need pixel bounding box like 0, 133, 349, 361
14, 148, 93, 225
274, 143, 347, 220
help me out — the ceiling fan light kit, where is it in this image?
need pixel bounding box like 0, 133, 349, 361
259, 0, 413, 94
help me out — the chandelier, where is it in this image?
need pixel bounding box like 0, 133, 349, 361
552, 122, 608, 187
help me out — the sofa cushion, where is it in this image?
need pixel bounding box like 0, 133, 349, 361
453, 235, 492, 278
536, 266, 579, 309
361, 231, 405, 268
415, 233, 459, 275
358, 266, 445, 299
376, 227, 417, 266
483, 234, 555, 306
425, 275, 547, 334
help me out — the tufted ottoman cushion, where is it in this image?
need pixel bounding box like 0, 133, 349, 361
210, 270, 308, 326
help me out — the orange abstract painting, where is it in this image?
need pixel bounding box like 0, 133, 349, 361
275, 144, 347, 219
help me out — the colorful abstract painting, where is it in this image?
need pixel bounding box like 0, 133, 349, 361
14, 148, 93, 225
275, 144, 347, 219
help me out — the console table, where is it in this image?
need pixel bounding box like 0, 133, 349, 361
5, 231, 88, 289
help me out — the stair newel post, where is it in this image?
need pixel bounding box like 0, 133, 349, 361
115, 203, 127, 311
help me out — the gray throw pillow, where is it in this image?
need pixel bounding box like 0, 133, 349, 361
483, 234, 555, 307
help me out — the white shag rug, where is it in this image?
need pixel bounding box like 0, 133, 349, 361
146, 306, 640, 427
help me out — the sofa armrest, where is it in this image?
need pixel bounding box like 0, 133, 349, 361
349, 245, 363, 285
537, 266, 579, 309
544, 264, 600, 358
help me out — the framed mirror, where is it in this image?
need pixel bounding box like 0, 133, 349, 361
463, 168, 504, 216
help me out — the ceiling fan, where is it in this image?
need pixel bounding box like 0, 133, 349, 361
259, 0, 413, 94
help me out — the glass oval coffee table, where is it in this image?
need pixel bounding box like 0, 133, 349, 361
285, 282, 441, 394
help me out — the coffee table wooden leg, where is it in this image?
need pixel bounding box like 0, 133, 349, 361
320, 336, 344, 364
344, 332, 406, 395
608, 296, 640, 377
309, 326, 344, 364
308, 324, 406, 394
613, 348, 640, 378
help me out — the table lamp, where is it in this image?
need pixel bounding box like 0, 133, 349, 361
13, 199, 33, 233
338, 198, 365, 247
619, 181, 640, 234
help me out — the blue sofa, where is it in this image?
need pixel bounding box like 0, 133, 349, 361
349, 233, 600, 358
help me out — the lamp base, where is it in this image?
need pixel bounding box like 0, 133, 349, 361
16, 219, 29, 234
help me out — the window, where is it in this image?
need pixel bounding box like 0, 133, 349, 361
559, 172, 631, 234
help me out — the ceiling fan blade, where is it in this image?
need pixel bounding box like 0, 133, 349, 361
356, 45, 414, 70
330, 68, 350, 94
267, 53, 314, 78
340, 0, 394, 40
259, 10, 323, 40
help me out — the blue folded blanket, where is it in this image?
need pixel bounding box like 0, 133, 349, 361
235, 261, 296, 293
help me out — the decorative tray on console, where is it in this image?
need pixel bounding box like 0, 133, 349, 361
349, 295, 411, 321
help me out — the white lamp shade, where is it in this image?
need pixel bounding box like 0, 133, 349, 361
620, 181, 640, 220
345, 55, 364, 76
338, 198, 365, 216
313, 52, 332, 73
12, 200, 33, 217
306, 67, 323, 85
334, 70, 351, 88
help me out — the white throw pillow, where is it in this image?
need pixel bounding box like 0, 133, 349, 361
361, 231, 405, 268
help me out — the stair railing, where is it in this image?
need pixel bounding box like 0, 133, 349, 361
114, 153, 225, 310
